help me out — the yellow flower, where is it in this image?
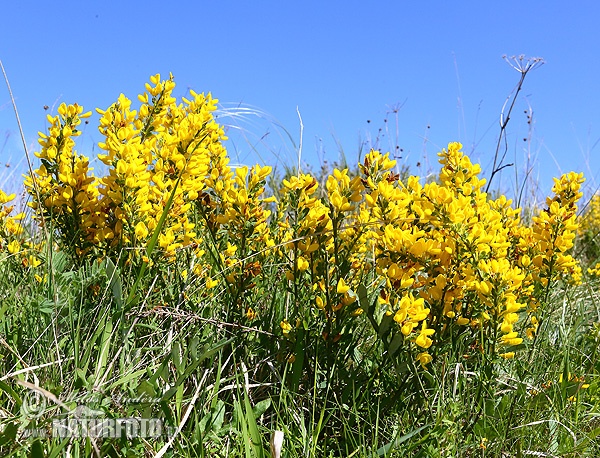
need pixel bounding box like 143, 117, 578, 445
205, 277, 219, 289
22, 255, 42, 268
336, 278, 350, 294
280, 320, 292, 335
134, 221, 149, 240
296, 256, 309, 271
246, 307, 257, 320
416, 352, 433, 367
415, 321, 435, 349
499, 352, 515, 359
501, 331, 523, 346
7, 240, 20, 254
315, 296, 325, 309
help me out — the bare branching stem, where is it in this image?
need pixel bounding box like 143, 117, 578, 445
485, 55, 544, 193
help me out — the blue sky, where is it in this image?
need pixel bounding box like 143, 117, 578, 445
1, 1, 599, 200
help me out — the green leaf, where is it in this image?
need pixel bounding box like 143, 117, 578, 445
0, 380, 21, 408
358, 284, 369, 313
47, 439, 70, 458
80, 313, 108, 376
0, 421, 18, 447
30, 438, 45, 458
107, 369, 148, 392
93, 316, 113, 384
244, 392, 264, 458
252, 398, 271, 418
172, 340, 183, 374
378, 313, 394, 339
388, 333, 404, 356
201, 399, 226, 433
137, 380, 157, 398
0, 300, 9, 324
104, 257, 122, 308
376, 424, 429, 456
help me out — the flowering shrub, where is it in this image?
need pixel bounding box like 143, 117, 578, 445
579, 193, 600, 274
16, 74, 585, 374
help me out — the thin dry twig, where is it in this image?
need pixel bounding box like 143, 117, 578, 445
140, 306, 276, 337
486, 55, 544, 193
0, 60, 40, 202
296, 106, 303, 175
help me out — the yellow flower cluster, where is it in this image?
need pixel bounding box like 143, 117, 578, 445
25, 74, 278, 323
578, 194, 600, 239
0, 190, 24, 253
0, 190, 42, 272
212, 163, 275, 306
25, 74, 228, 269
24, 103, 96, 256
362, 145, 522, 360
277, 166, 371, 342
20, 73, 585, 369
578, 193, 600, 273
588, 262, 600, 276
95, 75, 223, 260
530, 172, 583, 285
531, 373, 590, 402
369, 145, 583, 362
279, 142, 584, 365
